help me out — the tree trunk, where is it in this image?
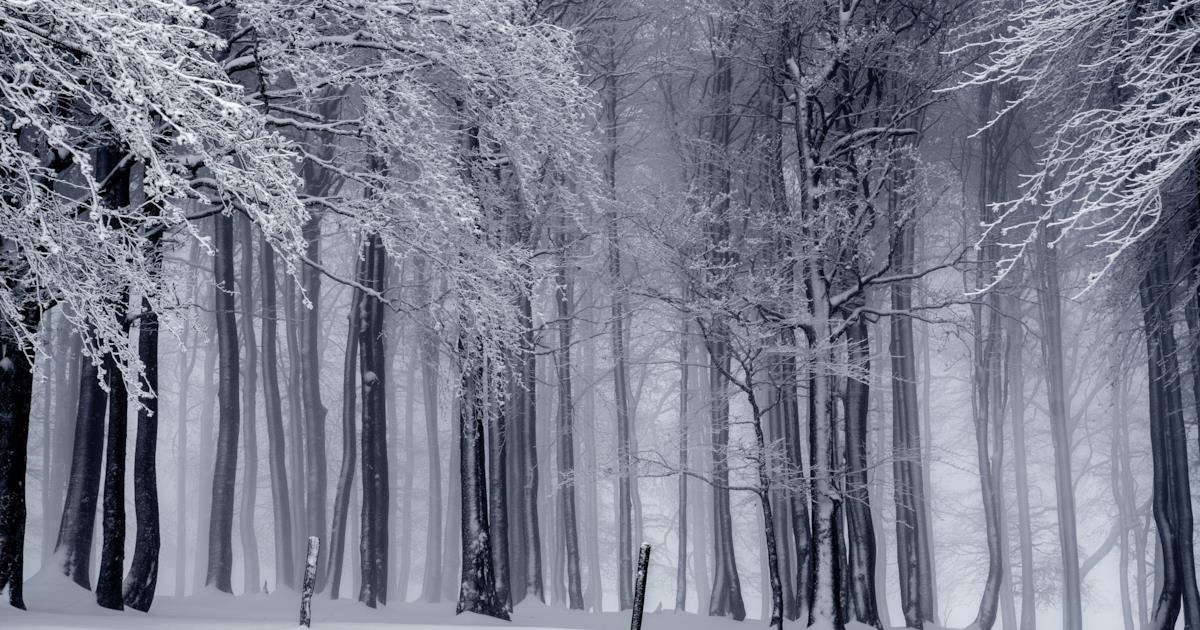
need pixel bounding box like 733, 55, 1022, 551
56, 347, 106, 589
1000, 296, 1036, 630
124, 293, 161, 611
0, 313, 39, 609
398, 354, 416, 601
237, 216, 260, 595
1140, 245, 1200, 630
488, 352, 510, 610
206, 211, 240, 593
300, 217, 328, 584
284, 267, 308, 581
553, 242, 583, 610
455, 348, 509, 620
97, 305, 130, 610
260, 239, 296, 590
358, 234, 389, 608
675, 316, 689, 613
1034, 237, 1082, 630
327, 251, 362, 599
844, 319, 879, 628
415, 257, 444, 602
517, 289, 543, 602
706, 327, 745, 621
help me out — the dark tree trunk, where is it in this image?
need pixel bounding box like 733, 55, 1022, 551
517, 289, 543, 602
456, 348, 509, 620
206, 211, 240, 593
706, 328, 745, 621
0, 313, 38, 609
260, 239, 296, 589
124, 293, 161, 611
844, 319, 879, 628
238, 217, 260, 594
327, 251, 361, 599
488, 357, 510, 610
553, 243, 583, 610
56, 346, 106, 589
1141, 245, 1200, 630
97, 305, 130, 610
284, 268, 308, 580
675, 316, 689, 613
358, 234, 389, 607
300, 216, 328, 582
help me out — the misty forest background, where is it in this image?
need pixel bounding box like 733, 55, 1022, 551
1, 1, 1199, 630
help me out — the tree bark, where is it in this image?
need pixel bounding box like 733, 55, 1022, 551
1140, 245, 1200, 630
455, 347, 509, 620
56, 346, 106, 589
844, 319, 879, 628
553, 240, 583, 610
237, 217, 260, 595
1034, 236, 1082, 630
260, 238, 296, 589
206, 211, 240, 593
327, 251, 362, 599
706, 326, 745, 620
299, 216, 328, 584
358, 234, 389, 607
97, 304, 130, 610
124, 293, 161, 611
0, 313, 39, 609
415, 257, 444, 602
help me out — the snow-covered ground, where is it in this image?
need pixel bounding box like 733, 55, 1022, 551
0, 572, 896, 630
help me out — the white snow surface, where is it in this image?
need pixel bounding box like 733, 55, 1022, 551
0, 573, 936, 630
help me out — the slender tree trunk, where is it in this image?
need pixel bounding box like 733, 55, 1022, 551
456, 348, 509, 620
124, 293, 161, 610
0, 312, 39, 608
416, 257, 444, 602
194, 321, 216, 591
284, 269, 308, 580
38, 321, 55, 568
398, 354, 416, 601
358, 234, 389, 607
97, 304, 130, 610
1112, 368, 1135, 630
676, 316, 689, 613
807, 266, 841, 629
327, 252, 361, 599
206, 211, 240, 593
553, 241, 583, 610
517, 289, 543, 602
299, 217, 328, 585
175, 324, 196, 596
1005, 296, 1036, 630
487, 351, 510, 610
1034, 237, 1082, 630
844, 319, 879, 628
238, 216, 261, 595
260, 239, 295, 589
48, 323, 79, 568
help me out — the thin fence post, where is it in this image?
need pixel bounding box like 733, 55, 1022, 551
300, 536, 321, 628
631, 544, 651, 630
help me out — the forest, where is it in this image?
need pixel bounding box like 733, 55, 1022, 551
0, 1, 1197, 630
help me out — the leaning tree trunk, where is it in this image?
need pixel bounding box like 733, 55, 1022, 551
0, 310, 39, 609
844, 318, 879, 628
238, 216, 261, 595
97, 305, 131, 611
56, 348, 106, 589
327, 252, 362, 599
456, 347, 510, 620
206, 211, 241, 593
358, 234, 389, 608
260, 238, 296, 589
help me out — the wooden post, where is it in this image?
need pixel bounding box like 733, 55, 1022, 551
300, 536, 320, 628
631, 544, 651, 630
